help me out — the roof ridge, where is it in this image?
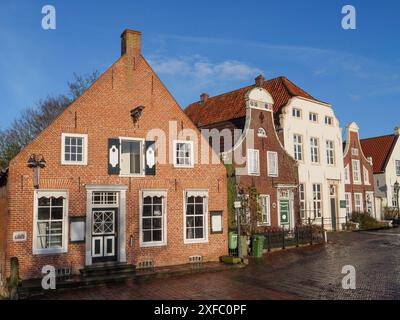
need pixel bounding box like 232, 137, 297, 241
360, 134, 395, 141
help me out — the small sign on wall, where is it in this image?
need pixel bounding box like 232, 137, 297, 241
70, 217, 86, 243
340, 200, 347, 209
210, 211, 223, 234
13, 231, 27, 242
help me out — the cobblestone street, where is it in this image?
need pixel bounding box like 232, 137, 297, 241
36, 228, 400, 300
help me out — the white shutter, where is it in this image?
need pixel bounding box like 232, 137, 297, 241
267, 152, 278, 176
248, 149, 259, 175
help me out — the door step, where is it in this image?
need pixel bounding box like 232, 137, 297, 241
80, 263, 136, 277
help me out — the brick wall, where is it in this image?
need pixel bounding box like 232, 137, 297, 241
0, 186, 8, 290
4, 32, 228, 280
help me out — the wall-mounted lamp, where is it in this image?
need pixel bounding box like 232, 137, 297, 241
27, 154, 46, 189
129, 235, 134, 247
130, 105, 145, 125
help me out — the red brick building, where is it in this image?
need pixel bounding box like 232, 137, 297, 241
343, 122, 375, 217
185, 76, 299, 230
0, 29, 228, 283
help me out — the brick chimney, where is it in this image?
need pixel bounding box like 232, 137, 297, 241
121, 29, 141, 56
255, 75, 265, 87
200, 93, 209, 104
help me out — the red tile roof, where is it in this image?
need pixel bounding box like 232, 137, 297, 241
360, 135, 398, 173
184, 76, 324, 127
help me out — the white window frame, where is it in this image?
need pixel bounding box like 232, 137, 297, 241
352, 160, 361, 184
310, 137, 319, 164
293, 134, 303, 162
365, 191, 374, 215
33, 190, 69, 255
345, 192, 352, 216
354, 193, 363, 212
292, 108, 302, 118
183, 190, 209, 244
173, 140, 194, 168
247, 149, 260, 175
309, 112, 318, 123
267, 151, 278, 177
363, 166, 370, 185
139, 190, 167, 247
344, 165, 350, 184
325, 116, 333, 126
326, 140, 335, 165
351, 148, 359, 156
258, 195, 271, 226
299, 183, 306, 219
312, 184, 322, 218
61, 133, 88, 165
396, 160, 400, 176
119, 137, 145, 177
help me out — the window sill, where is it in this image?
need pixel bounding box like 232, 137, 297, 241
173, 165, 194, 169
119, 174, 145, 178
33, 248, 67, 255
268, 174, 278, 178
184, 239, 208, 245
61, 162, 87, 166
140, 242, 167, 248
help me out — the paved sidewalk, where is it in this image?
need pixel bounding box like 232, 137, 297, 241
34, 228, 400, 300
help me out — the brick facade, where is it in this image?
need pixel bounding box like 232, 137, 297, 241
3, 30, 228, 281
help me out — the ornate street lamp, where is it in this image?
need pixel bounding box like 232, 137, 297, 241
27, 154, 46, 189
394, 181, 400, 218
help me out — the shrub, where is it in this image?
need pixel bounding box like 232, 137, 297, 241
350, 212, 385, 230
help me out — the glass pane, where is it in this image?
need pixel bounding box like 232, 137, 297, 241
106, 238, 113, 253
152, 218, 162, 229
195, 204, 203, 215
143, 230, 152, 242
37, 222, 49, 236
153, 197, 162, 204
195, 228, 204, 239
51, 207, 63, 220
38, 197, 50, 207
186, 228, 194, 239
143, 205, 152, 217
153, 230, 162, 242
77, 138, 83, 146
38, 207, 50, 220
49, 235, 62, 247
37, 236, 48, 249
195, 196, 203, 203
77, 154, 83, 162
143, 196, 152, 205
187, 204, 194, 215
153, 205, 162, 216
50, 221, 62, 233
52, 197, 63, 207
195, 216, 203, 227
142, 218, 151, 230
186, 216, 194, 228
187, 196, 195, 204
94, 239, 101, 254
71, 154, 77, 161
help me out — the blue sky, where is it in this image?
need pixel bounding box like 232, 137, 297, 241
0, 0, 399, 138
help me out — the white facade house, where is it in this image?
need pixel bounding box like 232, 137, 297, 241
279, 96, 346, 230
361, 129, 400, 220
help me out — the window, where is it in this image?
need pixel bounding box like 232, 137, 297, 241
366, 192, 374, 215
292, 108, 302, 118
309, 112, 318, 122
61, 133, 88, 165
352, 160, 361, 184
299, 184, 306, 219
257, 128, 267, 137
345, 193, 352, 216
351, 148, 359, 156
392, 187, 398, 208
312, 184, 322, 218
396, 160, 400, 176
326, 140, 335, 165
92, 192, 118, 206
354, 193, 363, 212
325, 116, 333, 125
185, 191, 208, 243
293, 134, 303, 161
363, 166, 370, 185
120, 138, 143, 175
33, 191, 68, 254
267, 151, 278, 177
248, 149, 260, 175
258, 195, 271, 225
310, 137, 319, 163
173, 140, 194, 168
344, 165, 350, 184
141, 191, 166, 246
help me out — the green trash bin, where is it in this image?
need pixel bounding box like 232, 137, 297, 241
228, 232, 238, 250
252, 235, 265, 257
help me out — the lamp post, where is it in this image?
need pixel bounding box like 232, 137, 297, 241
27, 154, 46, 189
394, 181, 400, 218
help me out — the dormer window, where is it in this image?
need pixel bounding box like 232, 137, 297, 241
257, 128, 267, 137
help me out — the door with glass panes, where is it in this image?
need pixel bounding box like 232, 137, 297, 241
92, 208, 118, 263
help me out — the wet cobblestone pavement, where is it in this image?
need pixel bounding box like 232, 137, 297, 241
35, 228, 400, 300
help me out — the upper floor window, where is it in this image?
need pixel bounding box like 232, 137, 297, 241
363, 166, 370, 185
310, 137, 319, 163
267, 151, 278, 177
352, 159, 361, 184
258, 195, 271, 226
61, 133, 88, 165
173, 140, 194, 168
326, 140, 335, 165
396, 160, 400, 176
120, 138, 143, 175
351, 148, 359, 156
293, 134, 303, 161
309, 112, 318, 123
248, 149, 260, 175
324, 116, 333, 126
344, 165, 350, 184
257, 127, 267, 138
292, 108, 302, 118
354, 193, 363, 212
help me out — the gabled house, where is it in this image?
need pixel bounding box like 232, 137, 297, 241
186, 75, 345, 231
185, 76, 299, 230
343, 122, 375, 218
0, 29, 228, 284
360, 128, 400, 219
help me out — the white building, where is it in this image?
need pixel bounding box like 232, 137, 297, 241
278, 94, 346, 230
360, 128, 400, 220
